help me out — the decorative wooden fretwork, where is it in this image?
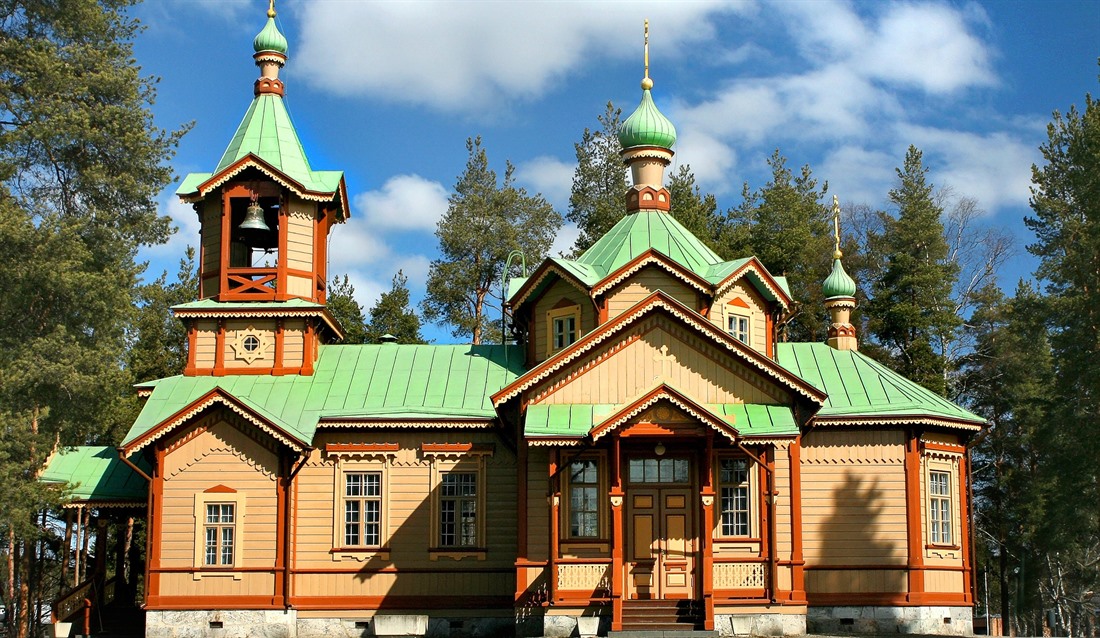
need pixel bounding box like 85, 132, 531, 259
713, 562, 767, 589
557, 562, 611, 591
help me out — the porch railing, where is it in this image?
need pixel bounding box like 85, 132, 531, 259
556, 560, 611, 594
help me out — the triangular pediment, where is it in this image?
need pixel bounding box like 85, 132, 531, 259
494, 292, 825, 413
589, 384, 741, 443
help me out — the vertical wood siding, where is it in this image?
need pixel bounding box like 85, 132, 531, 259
711, 282, 768, 353
605, 267, 699, 320
194, 320, 218, 368
202, 199, 221, 297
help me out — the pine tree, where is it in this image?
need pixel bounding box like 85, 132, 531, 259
366, 271, 426, 344
721, 150, 832, 341
667, 164, 723, 255
567, 102, 627, 253
128, 248, 199, 385
327, 276, 370, 344
0, 3, 184, 634
423, 137, 562, 344
864, 146, 959, 395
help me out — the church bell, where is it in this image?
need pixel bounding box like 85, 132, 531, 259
238, 200, 276, 248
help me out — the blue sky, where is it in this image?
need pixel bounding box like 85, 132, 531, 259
130, 0, 1098, 344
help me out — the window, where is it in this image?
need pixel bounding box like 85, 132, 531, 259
344, 472, 382, 547
204, 503, 236, 566
439, 472, 478, 547
627, 457, 690, 484
928, 470, 953, 545
727, 313, 750, 344
719, 459, 751, 537
546, 306, 581, 354
568, 460, 600, 538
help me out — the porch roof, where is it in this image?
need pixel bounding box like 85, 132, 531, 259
41, 446, 150, 504
522, 402, 798, 440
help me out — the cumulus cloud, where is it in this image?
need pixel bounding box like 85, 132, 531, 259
515, 156, 575, 211
294, 1, 742, 111
353, 174, 449, 232
140, 196, 202, 274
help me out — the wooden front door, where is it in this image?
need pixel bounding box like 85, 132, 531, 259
625, 457, 696, 600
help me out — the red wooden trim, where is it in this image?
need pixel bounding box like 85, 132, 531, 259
301, 321, 315, 375
712, 256, 794, 309
714, 588, 768, 600
276, 203, 289, 301
420, 443, 493, 454
219, 189, 231, 302
515, 442, 529, 603
595, 249, 712, 298
905, 430, 925, 599
184, 322, 198, 376
610, 435, 624, 632
203, 485, 236, 493
589, 383, 739, 443
213, 319, 226, 376
922, 441, 966, 454
146, 445, 165, 604
326, 443, 400, 453
273, 319, 285, 376
701, 431, 716, 630
292, 566, 513, 575
788, 439, 806, 603
313, 206, 325, 304
548, 449, 560, 605
806, 563, 964, 571
960, 449, 973, 604
145, 595, 282, 610
766, 447, 778, 602
273, 454, 287, 608
288, 595, 513, 611
766, 311, 775, 358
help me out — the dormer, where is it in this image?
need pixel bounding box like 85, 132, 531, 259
172, 4, 349, 377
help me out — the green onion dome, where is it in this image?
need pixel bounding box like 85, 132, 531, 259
618, 78, 677, 149
253, 15, 288, 55
823, 253, 857, 299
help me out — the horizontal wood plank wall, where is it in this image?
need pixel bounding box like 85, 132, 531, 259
711, 282, 768, 353
283, 322, 305, 369
526, 447, 550, 561
772, 442, 794, 596
284, 206, 314, 272
290, 431, 517, 604
533, 319, 787, 406
158, 417, 279, 599
532, 280, 595, 363
194, 320, 218, 369
200, 199, 222, 298
801, 429, 908, 598
286, 275, 313, 299
605, 266, 698, 321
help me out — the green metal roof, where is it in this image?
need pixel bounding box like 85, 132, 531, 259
523, 402, 797, 439
577, 210, 724, 277
172, 299, 326, 312
823, 257, 857, 299
176, 94, 344, 198
41, 446, 150, 503
123, 344, 528, 449
619, 87, 677, 149
775, 343, 985, 426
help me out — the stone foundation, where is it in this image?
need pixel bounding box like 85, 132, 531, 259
146, 609, 298, 638
807, 605, 973, 635
714, 612, 806, 636
147, 610, 516, 637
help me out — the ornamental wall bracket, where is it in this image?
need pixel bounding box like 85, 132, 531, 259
610, 495, 624, 508
701, 495, 714, 507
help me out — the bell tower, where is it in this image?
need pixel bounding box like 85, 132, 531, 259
173, 2, 349, 377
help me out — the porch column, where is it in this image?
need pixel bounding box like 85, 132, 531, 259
549, 449, 560, 604
700, 431, 716, 631
787, 440, 806, 603
904, 430, 925, 602
610, 435, 624, 631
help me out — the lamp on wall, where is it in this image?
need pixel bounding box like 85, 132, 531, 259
654, 442, 666, 456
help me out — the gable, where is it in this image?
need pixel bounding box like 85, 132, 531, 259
523, 312, 792, 408
711, 280, 770, 354
604, 264, 701, 321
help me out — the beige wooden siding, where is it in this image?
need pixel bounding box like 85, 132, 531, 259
531, 318, 787, 406
605, 267, 699, 320
712, 282, 768, 354
806, 568, 907, 594
283, 321, 305, 368
800, 430, 907, 568
284, 208, 315, 271
193, 320, 218, 368
159, 417, 279, 596
286, 275, 313, 299
531, 280, 595, 363
201, 199, 221, 297
291, 430, 517, 601
223, 320, 276, 370
925, 569, 964, 593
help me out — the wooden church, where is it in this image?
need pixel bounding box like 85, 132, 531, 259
42, 6, 985, 638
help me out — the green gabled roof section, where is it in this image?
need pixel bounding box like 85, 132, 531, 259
775, 343, 985, 428
523, 402, 797, 440
123, 344, 528, 452
41, 446, 150, 504
176, 94, 344, 199
577, 211, 724, 276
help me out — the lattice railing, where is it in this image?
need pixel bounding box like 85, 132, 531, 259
713, 561, 767, 589
557, 562, 611, 591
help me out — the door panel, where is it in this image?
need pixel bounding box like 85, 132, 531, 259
626, 485, 695, 599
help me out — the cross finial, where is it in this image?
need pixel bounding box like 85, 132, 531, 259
832, 195, 843, 259
267, 0, 276, 18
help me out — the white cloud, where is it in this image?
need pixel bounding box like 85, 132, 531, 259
353, 174, 449, 232
549, 223, 582, 259
818, 145, 898, 207
671, 130, 738, 194
294, 1, 743, 111
328, 218, 392, 273
515, 156, 574, 211
140, 196, 202, 274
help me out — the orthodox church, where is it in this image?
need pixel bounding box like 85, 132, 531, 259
42, 7, 985, 638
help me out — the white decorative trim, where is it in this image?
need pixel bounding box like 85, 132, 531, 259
714, 262, 791, 310
172, 309, 325, 319
128, 394, 305, 455
230, 325, 272, 364
509, 263, 591, 308
527, 438, 585, 447
194, 159, 336, 202
812, 416, 983, 431
319, 420, 494, 429
136, 388, 153, 398
61, 501, 145, 509
494, 294, 824, 408
609, 495, 623, 507
592, 253, 710, 297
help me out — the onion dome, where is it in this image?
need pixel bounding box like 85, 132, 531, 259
823, 251, 857, 299
253, 5, 288, 55
618, 79, 677, 149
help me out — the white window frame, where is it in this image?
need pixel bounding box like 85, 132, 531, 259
547, 306, 580, 353
564, 456, 605, 540
726, 312, 750, 345
424, 444, 493, 559
927, 468, 954, 546
193, 490, 246, 573
327, 445, 397, 561
715, 456, 758, 539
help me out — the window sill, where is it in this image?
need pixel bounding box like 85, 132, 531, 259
429, 548, 486, 561
192, 570, 242, 581
331, 548, 391, 562
925, 543, 960, 551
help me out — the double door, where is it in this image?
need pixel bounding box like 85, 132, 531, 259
624, 457, 696, 600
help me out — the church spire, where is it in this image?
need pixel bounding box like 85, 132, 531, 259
619, 20, 676, 213
824, 196, 859, 351
253, 0, 288, 97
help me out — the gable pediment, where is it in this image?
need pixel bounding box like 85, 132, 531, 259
495, 292, 825, 413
